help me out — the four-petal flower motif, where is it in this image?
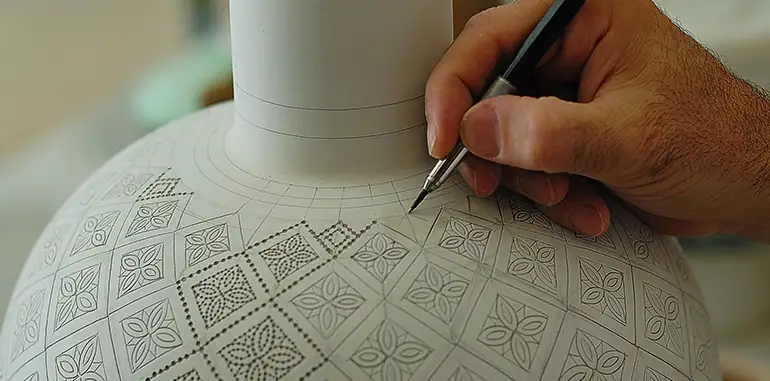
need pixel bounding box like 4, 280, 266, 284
478, 295, 548, 371
71, 211, 120, 255
439, 218, 491, 262
126, 200, 178, 237
560, 330, 625, 381
185, 223, 230, 267
352, 233, 409, 282
508, 237, 558, 294
55, 264, 100, 331
220, 316, 305, 381
12, 290, 45, 360
117, 242, 164, 299
120, 299, 183, 372
5, 197, 699, 381
259, 233, 319, 282
191, 265, 258, 328
643, 283, 684, 357
351, 320, 431, 381
55, 335, 107, 381
291, 273, 365, 338
509, 196, 559, 232
579, 258, 626, 325
404, 263, 469, 323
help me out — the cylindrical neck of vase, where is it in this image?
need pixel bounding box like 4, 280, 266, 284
225, 0, 453, 181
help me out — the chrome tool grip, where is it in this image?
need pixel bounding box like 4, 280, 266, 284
428, 76, 518, 191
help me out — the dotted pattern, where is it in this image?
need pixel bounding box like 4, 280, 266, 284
316, 221, 357, 254
152, 220, 375, 380
0, 110, 720, 381
138, 168, 194, 202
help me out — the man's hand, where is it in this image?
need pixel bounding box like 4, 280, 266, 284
425, 0, 770, 241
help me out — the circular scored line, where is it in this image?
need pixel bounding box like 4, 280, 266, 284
234, 80, 425, 111
184, 120, 471, 210
233, 108, 426, 141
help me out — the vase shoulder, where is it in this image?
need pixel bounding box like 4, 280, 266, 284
0, 102, 721, 381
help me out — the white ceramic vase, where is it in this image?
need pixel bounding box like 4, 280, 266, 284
0, 1, 721, 380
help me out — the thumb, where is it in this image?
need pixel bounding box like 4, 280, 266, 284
459, 94, 613, 177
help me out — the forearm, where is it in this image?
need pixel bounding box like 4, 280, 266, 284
719, 78, 770, 242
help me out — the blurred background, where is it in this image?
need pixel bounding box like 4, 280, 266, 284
1, 0, 770, 377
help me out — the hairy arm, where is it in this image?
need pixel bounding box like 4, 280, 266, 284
720, 76, 770, 241
651, 27, 770, 242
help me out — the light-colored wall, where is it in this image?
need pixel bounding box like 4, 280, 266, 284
0, 1, 190, 159
454, 0, 503, 35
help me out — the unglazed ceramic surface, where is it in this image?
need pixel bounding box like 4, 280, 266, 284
0, 102, 722, 381
0, 0, 721, 380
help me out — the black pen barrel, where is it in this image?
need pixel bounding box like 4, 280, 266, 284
502, 0, 586, 84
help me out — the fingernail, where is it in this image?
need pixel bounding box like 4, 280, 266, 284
427, 121, 437, 155
517, 175, 556, 205
460, 105, 500, 158
568, 204, 607, 237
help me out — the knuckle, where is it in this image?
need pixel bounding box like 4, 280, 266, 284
464, 8, 496, 31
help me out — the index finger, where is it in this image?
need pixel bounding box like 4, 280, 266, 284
425, 0, 556, 158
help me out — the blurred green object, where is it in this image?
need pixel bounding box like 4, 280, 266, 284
128, 35, 231, 130
129, 0, 230, 130
191, 0, 216, 36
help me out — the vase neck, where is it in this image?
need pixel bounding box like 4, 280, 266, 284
225, 0, 453, 175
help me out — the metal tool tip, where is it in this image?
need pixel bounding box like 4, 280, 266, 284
408, 189, 428, 214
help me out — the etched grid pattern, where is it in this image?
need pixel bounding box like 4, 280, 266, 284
0, 115, 718, 381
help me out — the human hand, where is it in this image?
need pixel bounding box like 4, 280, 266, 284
425, 0, 770, 241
